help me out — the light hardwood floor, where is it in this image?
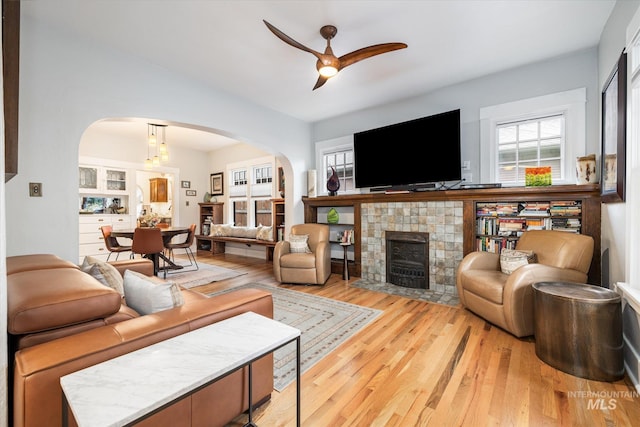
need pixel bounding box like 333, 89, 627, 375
190, 253, 640, 427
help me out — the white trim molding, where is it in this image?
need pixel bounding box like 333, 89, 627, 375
479, 88, 587, 184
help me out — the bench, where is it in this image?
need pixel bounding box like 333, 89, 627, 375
196, 235, 276, 260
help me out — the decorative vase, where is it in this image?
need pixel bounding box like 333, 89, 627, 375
326, 167, 340, 196
327, 207, 339, 224
203, 192, 211, 203
576, 154, 597, 184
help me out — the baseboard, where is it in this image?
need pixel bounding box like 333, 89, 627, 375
614, 282, 640, 392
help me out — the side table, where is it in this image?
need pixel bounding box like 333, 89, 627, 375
340, 242, 351, 280
532, 281, 623, 381
61, 312, 301, 427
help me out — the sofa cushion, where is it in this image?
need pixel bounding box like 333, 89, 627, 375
229, 225, 260, 238
209, 223, 234, 237
499, 249, 537, 274
289, 234, 312, 253
7, 254, 79, 275
123, 270, 185, 315
7, 268, 122, 334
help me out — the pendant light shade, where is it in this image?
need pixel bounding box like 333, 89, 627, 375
146, 123, 169, 168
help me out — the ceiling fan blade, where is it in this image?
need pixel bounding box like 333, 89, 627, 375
313, 74, 330, 90
338, 42, 407, 69
263, 20, 323, 60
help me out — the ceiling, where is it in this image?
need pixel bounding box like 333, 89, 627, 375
24, 0, 616, 152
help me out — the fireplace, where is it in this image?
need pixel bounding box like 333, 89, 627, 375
385, 231, 429, 289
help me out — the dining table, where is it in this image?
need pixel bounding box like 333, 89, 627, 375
111, 226, 190, 276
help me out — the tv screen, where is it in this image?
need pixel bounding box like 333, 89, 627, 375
353, 109, 461, 189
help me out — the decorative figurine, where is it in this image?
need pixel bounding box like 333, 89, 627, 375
327, 166, 340, 196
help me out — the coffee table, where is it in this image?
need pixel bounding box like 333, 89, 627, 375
61, 312, 301, 427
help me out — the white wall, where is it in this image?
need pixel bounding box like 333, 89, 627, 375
598, 0, 640, 286
312, 48, 601, 186
5, 11, 311, 261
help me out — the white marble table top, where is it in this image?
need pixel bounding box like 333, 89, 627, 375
61, 311, 300, 427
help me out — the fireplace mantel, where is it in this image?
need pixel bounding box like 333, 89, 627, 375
303, 184, 601, 286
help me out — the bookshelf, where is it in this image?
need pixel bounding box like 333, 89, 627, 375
196, 202, 223, 252
475, 200, 583, 253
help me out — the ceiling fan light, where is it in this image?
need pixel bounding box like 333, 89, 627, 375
318, 65, 338, 77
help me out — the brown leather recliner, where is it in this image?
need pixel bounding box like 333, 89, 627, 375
456, 230, 594, 338
273, 223, 331, 285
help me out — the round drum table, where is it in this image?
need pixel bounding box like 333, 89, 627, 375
532, 282, 623, 382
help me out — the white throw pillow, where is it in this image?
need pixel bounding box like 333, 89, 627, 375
256, 225, 274, 241
500, 249, 537, 274
81, 256, 125, 297
289, 234, 312, 253
209, 223, 233, 237
123, 270, 184, 315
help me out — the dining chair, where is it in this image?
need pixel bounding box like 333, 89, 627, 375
100, 225, 132, 261
156, 222, 170, 229
131, 227, 166, 277
164, 223, 198, 271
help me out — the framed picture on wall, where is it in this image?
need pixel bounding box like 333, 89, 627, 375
210, 172, 224, 196
186, 190, 196, 196
181, 180, 191, 188
601, 50, 627, 203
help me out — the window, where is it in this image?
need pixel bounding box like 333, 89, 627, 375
227, 156, 278, 227
496, 114, 564, 185
253, 165, 272, 184
232, 169, 247, 186
233, 200, 247, 226
323, 149, 354, 193
480, 88, 586, 185
254, 199, 272, 226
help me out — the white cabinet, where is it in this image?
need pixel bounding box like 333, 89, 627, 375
78, 214, 132, 263
79, 165, 128, 194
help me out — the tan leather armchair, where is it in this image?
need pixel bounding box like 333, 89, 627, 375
456, 230, 594, 338
273, 223, 331, 285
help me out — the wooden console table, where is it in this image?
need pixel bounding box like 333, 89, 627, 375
61, 312, 301, 427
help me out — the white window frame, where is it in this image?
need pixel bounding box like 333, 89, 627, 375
227, 156, 277, 226
479, 88, 586, 185
495, 113, 566, 186
315, 136, 355, 195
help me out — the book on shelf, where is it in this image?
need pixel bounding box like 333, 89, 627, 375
495, 203, 519, 216
498, 217, 526, 231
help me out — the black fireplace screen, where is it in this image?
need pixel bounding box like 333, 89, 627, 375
385, 231, 429, 289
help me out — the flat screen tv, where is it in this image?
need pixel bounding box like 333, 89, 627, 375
353, 109, 461, 190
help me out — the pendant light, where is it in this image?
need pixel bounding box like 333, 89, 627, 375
145, 123, 169, 169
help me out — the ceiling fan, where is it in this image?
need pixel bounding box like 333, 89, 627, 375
263, 20, 407, 90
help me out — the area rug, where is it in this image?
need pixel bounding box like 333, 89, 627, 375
166, 262, 245, 289
207, 283, 382, 391
351, 279, 460, 306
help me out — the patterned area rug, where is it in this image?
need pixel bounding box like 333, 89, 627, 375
167, 262, 245, 289
207, 283, 382, 391
351, 279, 460, 306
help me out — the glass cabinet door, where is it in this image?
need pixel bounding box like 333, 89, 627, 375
106, 168, 127, 191
79, 166, 98, 190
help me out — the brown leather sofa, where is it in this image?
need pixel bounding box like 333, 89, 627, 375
7, 254, 274, 427
456, 230, 594, 338
273, 223, 331, 285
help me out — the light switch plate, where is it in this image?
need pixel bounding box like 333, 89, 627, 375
29, 182, 42, 197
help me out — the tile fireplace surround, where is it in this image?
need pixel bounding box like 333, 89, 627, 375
361, 201, 463, 295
